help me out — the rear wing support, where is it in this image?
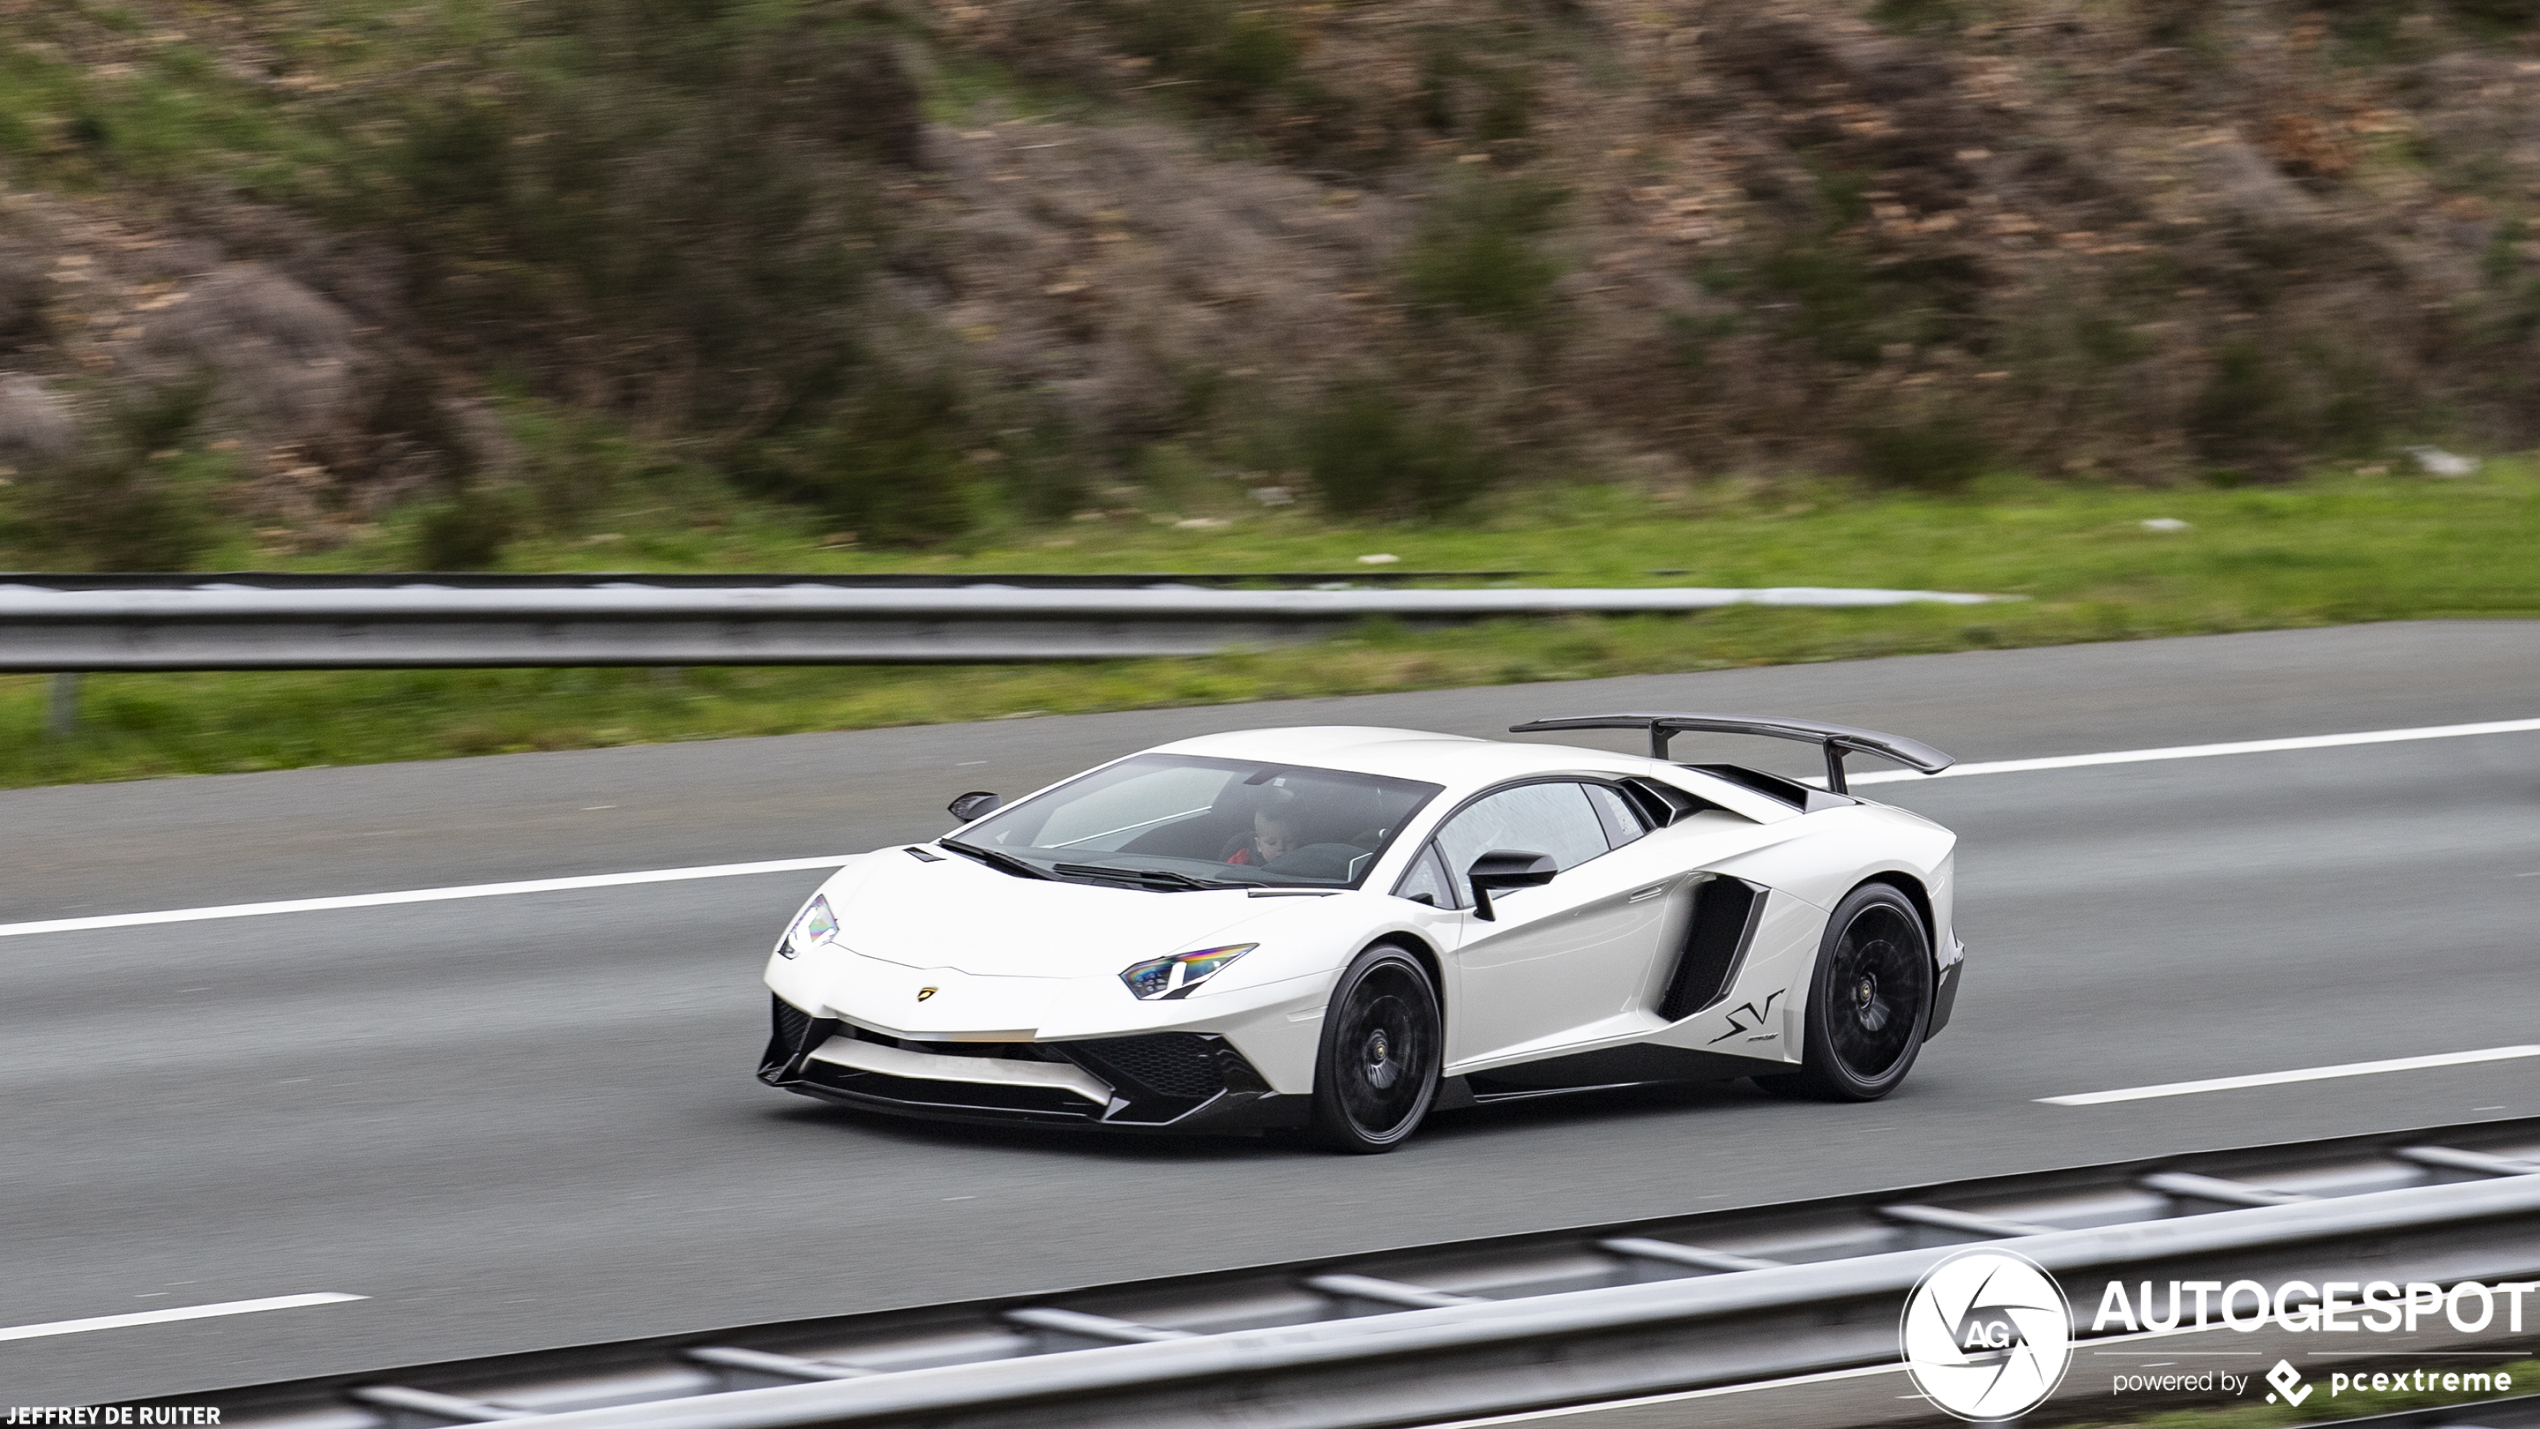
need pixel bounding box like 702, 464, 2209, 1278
1508, 712, 1954, 795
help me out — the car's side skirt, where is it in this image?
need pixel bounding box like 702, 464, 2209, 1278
1452, 1041, 1775, 1097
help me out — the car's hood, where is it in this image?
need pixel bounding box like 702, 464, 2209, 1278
821, 849, 1268, 979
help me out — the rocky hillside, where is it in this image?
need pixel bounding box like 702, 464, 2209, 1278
3, 0, 2539, 563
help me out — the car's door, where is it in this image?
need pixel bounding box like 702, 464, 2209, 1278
1417, 781, 1683, 1068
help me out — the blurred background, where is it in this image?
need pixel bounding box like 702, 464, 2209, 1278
2, 0, 2538, 781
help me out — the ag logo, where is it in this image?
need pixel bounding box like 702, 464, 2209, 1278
916, 986, 938, 1002
1900, 1249, 2073, 1421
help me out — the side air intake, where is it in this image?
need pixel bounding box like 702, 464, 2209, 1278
1658, 877, 1766, 1022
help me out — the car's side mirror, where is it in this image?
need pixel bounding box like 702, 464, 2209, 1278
1467, 849, 1557, 922
948, 791, 1003, 823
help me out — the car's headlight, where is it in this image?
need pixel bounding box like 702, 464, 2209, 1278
1119, 943, 1256, 1000
777, 895, 839, 959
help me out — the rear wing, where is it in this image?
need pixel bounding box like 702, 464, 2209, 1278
1507, 712, 1954, 796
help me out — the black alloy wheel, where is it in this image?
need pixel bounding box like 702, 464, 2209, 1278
1309, 945, 1442, 1153
1772, 883, 1934, 1102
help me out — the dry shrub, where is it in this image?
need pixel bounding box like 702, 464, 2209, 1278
2263, 111, 2358, 180
19, 0, 2540, 539
1302, 385, 1502, 517
122, 263, 361, 450
363, 1, 886, 435
0, 243, 53, 349
9, 380, 228, 571
0, 374, 78, 470
901, 121, 1408, 442
1405, 177, 1570, 328
737, 372, 981, 548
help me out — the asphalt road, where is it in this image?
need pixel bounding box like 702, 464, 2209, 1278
5, 620, 2538, 1402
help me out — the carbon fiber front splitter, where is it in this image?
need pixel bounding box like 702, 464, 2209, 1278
766, 1062, 1311, 1135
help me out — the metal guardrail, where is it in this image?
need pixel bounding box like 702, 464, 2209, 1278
0, 571, 1535, 591
152, 1117, 2540, 1429
0, 582, 2006, 672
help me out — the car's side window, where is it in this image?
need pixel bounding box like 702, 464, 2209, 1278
1584, 783, 1648, 848
1431, 782, 1613, 892
1393, 843, 1454, 907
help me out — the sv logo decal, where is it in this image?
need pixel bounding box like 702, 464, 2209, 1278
1706, 989, 1784, 1045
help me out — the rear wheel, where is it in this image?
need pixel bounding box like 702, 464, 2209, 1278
1780, 883, 1933, 1102
1309, 946, 1441, 1153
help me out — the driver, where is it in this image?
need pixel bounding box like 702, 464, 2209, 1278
1226, 808, 1300, 867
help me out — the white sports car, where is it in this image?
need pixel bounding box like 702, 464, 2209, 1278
760, 713, 1965, 1152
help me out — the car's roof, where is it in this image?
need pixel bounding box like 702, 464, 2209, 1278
1148, 726, 1660, 785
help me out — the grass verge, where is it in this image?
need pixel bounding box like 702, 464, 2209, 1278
5, 467, 2536, 789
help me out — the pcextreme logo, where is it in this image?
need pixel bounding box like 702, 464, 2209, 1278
1901, 1249, 2076, 1421
2266, 1359, 2313, 1406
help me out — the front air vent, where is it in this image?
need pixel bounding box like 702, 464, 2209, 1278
1065, 1034, 1229, 1100
1658, 877, 1766, 1022
772, 996, 814, 1052
761, 995, 839, 1082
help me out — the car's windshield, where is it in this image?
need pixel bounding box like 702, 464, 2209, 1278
952, 754, 1443, 890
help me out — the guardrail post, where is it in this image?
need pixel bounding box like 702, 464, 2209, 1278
46, 672, 79, 739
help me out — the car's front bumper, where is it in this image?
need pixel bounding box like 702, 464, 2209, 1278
758, 996, 1309, 1134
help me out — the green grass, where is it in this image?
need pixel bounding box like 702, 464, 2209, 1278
0, 0, 475, 198
6, 464, 2537, 788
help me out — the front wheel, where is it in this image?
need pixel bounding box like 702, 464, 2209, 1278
1782, 883, 1934, 1101
1309, 945, 1442, 1153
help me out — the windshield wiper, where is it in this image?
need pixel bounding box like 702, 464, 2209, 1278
939, 839, 1054, 881
1052, 862, 1238, 892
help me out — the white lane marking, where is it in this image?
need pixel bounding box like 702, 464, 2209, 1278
1846, 715, 2540, 787
2040, 1045, 2540, 1106
0, 856, 851, 939
8, 715, 2536, 942
0, 1291, 364, 1343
